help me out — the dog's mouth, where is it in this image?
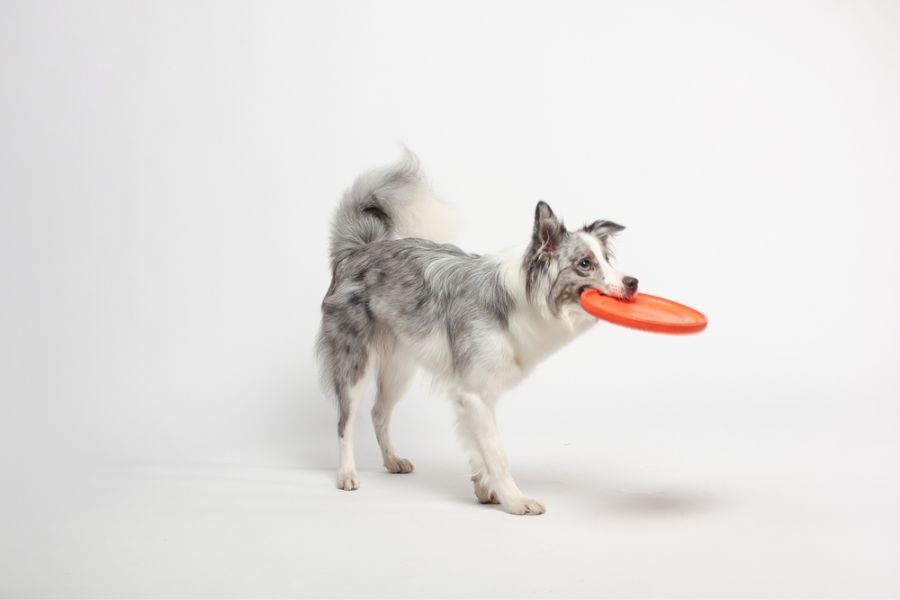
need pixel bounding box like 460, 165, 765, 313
613, 288, 638, 302
581, 285, 637, 303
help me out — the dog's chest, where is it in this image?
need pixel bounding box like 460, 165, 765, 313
505, 308, 595, 372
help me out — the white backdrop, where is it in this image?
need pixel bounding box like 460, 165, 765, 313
2, 1, 899, 597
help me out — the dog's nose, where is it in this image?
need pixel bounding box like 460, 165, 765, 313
623, 276, 639, 292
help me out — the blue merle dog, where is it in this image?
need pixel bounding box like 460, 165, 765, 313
317, 152, 637, 515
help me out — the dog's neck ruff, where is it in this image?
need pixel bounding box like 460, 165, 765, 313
495, 245, 595, 373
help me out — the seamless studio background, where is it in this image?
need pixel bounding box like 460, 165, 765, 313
1, 1, 899, 597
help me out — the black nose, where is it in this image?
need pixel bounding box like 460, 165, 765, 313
623, 276, 639, 292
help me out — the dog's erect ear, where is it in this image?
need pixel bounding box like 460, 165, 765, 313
532, 201, 565, 253
584, 219, 625, 240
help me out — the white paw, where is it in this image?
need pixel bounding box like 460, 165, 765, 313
472, 474, 499, 504
503, 497, 546, 515
384, 456, 414, 474
336, 471, 359, 491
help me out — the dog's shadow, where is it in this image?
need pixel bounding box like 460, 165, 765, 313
465, 461, 727, 517
532, 466, 725, 517
376, 465, 726, 517
598, 488, 720, 515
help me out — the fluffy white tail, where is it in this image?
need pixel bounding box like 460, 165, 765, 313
328, 150, 456, 270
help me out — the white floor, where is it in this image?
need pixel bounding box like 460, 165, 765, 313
4, 418, 899, 598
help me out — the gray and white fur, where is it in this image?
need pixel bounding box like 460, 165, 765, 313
317, 152, 637, 515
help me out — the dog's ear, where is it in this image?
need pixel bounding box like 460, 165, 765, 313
532, 201, 565, 253
584, 219, 625, 240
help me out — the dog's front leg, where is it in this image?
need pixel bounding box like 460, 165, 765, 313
454, 391, 545, 515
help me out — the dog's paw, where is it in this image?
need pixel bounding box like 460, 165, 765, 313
503, 497, 546, 515
472, 474, 499, 504
384, 456, 414, 474
336, 471, 360, 491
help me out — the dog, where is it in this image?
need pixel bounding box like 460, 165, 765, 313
316, 152, 638, 515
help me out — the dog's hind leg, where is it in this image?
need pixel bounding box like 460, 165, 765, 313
318, 298, 373, 491
335, 369, 369, 491
372, 346, 416, 474
318, 310, 371, 491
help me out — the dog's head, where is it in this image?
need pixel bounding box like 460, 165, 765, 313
524, 201, 638, 315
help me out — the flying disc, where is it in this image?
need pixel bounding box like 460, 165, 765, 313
579, 289, 708, 334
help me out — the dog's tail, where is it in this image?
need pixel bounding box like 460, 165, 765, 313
328, 149, 456, 270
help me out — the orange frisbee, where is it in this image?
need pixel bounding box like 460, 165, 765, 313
579, 289, 708, 334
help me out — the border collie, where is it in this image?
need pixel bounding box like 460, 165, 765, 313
317, 152, 637, 515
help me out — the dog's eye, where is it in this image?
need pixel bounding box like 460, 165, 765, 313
578, 258, 592, 270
